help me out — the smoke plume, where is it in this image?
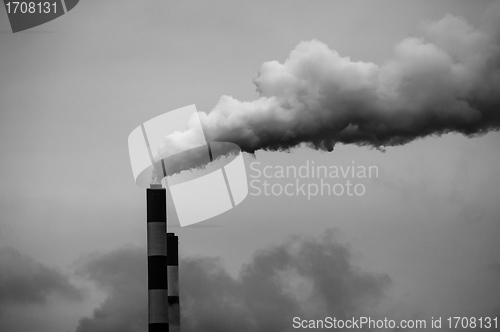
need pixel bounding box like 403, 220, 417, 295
158, 12, 500, 157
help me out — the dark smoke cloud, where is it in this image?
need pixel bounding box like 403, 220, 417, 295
75, 232, 390, 332
74, 245, 147, 332
159, 12, 500, 157
0, 247, 83, 307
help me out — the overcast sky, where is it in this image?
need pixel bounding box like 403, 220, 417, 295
1, 1, 499, 331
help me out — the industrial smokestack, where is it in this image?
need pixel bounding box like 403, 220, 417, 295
167, 233, 180, 332
147, 184, 169, 331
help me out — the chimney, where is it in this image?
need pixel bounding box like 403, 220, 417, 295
147, 185, 169, 331
167, 233, 180, 331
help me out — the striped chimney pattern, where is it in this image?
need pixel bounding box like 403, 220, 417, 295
167, 233, 180, 332
147, 185, 169, 332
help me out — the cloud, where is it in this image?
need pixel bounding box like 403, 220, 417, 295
75, 231, 390, 332
74, 245, 147, 332
0, 247, 82, 307
158, 12, 500, 159
0, 246, 83, 332
182, 230, 390, 332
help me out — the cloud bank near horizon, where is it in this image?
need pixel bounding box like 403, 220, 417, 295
0, 247, 84, 331
74, 231, 390, 332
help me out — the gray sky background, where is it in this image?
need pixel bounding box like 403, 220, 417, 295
1, 1, 499, 331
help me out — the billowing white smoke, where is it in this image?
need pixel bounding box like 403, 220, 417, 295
158, 12, 500, 157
